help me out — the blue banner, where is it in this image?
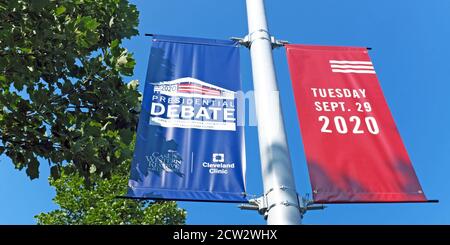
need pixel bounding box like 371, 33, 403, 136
126, 35, 247, 202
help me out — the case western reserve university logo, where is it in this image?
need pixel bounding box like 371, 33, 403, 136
149, 77, 236, 131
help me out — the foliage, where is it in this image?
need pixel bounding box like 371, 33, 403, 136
1, 0, 187, 225
0, 0, 141, 181
35, 161, 186, 225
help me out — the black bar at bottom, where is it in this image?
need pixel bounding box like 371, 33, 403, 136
1, 225, 450, 242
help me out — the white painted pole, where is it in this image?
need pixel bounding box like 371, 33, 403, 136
245, 0, 302, 225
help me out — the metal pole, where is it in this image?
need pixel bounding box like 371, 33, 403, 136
245, 0, 302, 225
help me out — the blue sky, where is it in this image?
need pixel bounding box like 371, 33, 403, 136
1, 0, 449, 224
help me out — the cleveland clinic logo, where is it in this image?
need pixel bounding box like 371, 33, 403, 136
203, 153, 235, 175
212, 153, 224, 163
148, 77, 237, 131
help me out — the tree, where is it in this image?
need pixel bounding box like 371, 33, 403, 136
1, 0, 187, 224
0, 0, 140, 182
35, 161, 186, 225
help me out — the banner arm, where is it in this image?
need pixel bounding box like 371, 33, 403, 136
115, 195, 250, 204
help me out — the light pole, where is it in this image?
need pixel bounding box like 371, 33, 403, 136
245, 0, 302, 225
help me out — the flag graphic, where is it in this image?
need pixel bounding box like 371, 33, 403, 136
177, 82, 221, 96
330, 60, 376, 74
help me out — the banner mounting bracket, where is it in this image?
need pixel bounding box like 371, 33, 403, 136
230, 33, 289, 49
239, 193, 326, 219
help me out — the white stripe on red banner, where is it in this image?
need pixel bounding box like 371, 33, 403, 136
178, 85, 220, 93
329, 60, 373, 65
331, 69, 376, 74
177, 88, 221, 95
330, 64, 374, 69
330, 60, 376, 74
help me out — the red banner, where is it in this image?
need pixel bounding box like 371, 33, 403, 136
285, 44, 427, 203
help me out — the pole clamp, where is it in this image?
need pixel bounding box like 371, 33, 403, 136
239, 190, 326, 220
231, 30, 289, 49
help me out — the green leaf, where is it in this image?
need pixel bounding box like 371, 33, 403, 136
26, 157, 40, 180
89, 164, 96, 174
71, 141, 83, 153
20, 47, 32, 54
116, 54, 128, 66
110, 39, 120, 49
55, 6, 66, 16
50, 165, 61, 179
84, 17, 100, 31
61, 81, 73, 94
13, 80, 25, 91
100, 121, 111, 131
127, 80, 139, 90
108, 17, 115, 27
83, 121, 101, 137
32, 90, 47, 105
119, 129, 133, 145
